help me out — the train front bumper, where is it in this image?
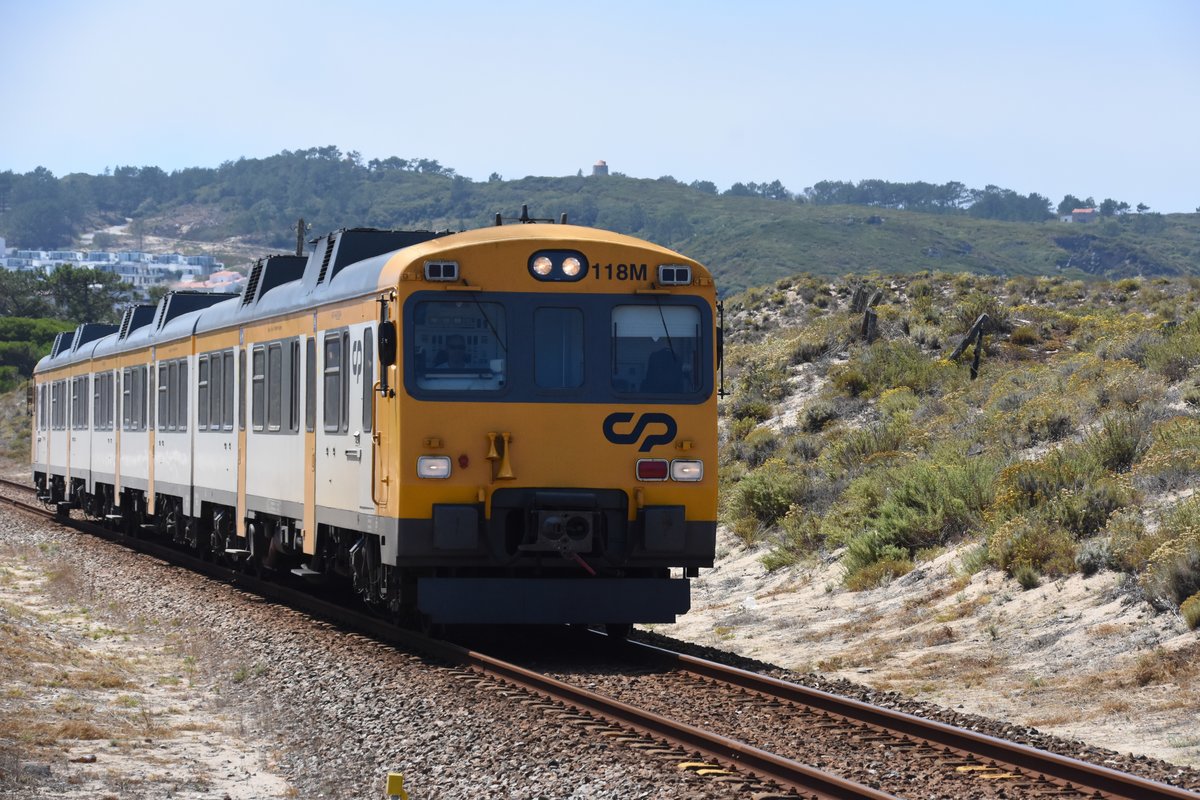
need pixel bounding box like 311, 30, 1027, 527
416, 576, 691, 624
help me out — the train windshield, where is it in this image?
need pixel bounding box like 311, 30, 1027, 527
404, 292, 710, 403
411, 300, 507, 391
611, 305, 702, 395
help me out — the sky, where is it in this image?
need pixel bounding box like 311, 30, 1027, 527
2, 0, 1198, 212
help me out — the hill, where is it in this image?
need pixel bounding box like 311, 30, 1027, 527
2, 150, 1197, 295
649, 270, 1200, 766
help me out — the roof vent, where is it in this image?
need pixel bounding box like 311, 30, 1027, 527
70, 323, 118, 351
242, 258, 266, 306
118, 305, 158, 340
316, 235, 337, 285
50, 331, 75, 358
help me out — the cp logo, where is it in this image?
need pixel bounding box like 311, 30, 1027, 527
603, 412, 677, 453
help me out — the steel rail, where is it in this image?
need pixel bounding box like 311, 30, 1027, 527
0, 480, 895, 800
625, 638, 1200, 800
8, 477, 1195, 799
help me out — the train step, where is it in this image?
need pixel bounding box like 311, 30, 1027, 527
290, 565, 321, 578
104, 514, 123, 521
139, 524, 157, 531
224, 548, 251, 557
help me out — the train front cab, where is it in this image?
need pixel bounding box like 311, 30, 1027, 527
375, 226, 718, 626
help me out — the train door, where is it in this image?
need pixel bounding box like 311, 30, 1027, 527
355, 323, 376, 512
34, 382, 48, 471
236, 338, 247, 537
316, 327, 355, 517
302, 328, 317, 555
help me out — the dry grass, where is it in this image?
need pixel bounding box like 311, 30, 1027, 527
1128, 645, 1199, 688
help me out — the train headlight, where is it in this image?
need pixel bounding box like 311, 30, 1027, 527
417, 455, 451, 479
671, 460, 704, 481
528, 250, 588, 282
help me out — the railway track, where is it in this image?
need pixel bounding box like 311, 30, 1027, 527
2, 476, 1197, 800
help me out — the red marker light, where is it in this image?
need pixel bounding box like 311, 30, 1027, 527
636, 459, 669, 481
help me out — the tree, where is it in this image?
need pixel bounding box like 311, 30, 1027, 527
689, 180, 717, 195
1136, 202, 1150, 214
1099, 198, 1120, 216
724, 182, 755, 197
0, 269, 54, 318
43, 265, 132, 324
1057, 195, 1085, 216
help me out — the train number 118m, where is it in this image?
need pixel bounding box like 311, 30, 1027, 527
592, 263, 648, 282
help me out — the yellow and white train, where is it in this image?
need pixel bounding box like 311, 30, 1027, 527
32, 221, 718, 629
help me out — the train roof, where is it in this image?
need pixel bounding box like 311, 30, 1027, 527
34, 223, 710, 375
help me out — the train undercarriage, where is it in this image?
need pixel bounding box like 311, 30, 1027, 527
33, 473, 704, 635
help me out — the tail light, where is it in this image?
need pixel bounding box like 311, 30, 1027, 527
636, 459, 668, 481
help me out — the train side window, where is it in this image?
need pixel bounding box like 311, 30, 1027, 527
121, 370, 131, 429
144, 364, 153, 431
105, 373, 113, 429
167, 362, 178, 431
323, 332, 342, 433
305, 338, 316, 433
412, 300, 507, 392
252, 346, 266, 432
142, 366, 150, 431
93, 374, 102, 430
223, 350, 235, 430
289, 340, 300, 434
238, 348, 246, 432
534, 308, 584, 389
208, 352, 223, 432
362, 330, 373, 434
198, 356, 209, 431
178, 360, 188, 432
267, 342, 282, 432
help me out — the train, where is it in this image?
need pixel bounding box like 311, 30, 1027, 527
31, 219, 719, 633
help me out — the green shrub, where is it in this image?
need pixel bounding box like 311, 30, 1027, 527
910, 325, 942, 350
801, 400, 839, 433
1075, 538, 1111, 576
729, 394, 773, 422
1142, 320, 1200, 381
989, 516, 1078, 577
728, 459, 807, 527
831, 366, 869, 397
844, 556, 914, 591
1014, 563, 1042, 590
761, 506, 821, 571
1042, 479, 1132, 539
848, 339, 959, 397
1133, 416, 1200, 492
1010, 325, 1040, 346
992, 448, 1100, 517
730, 516, 765, 547
829, 454, 997, 582
1084, 412, 1151, 473
1182, 593, 1200, 630
730, 427, 781, 467
1139, 498, 1200, 606
1106, 509, 1161, 573
824, 418, 910, 471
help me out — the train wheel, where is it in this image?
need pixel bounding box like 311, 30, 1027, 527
605, 623, 631, 641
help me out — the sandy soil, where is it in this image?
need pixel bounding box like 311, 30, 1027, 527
0, 543, 294, 799
653, 526, 1200, 767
